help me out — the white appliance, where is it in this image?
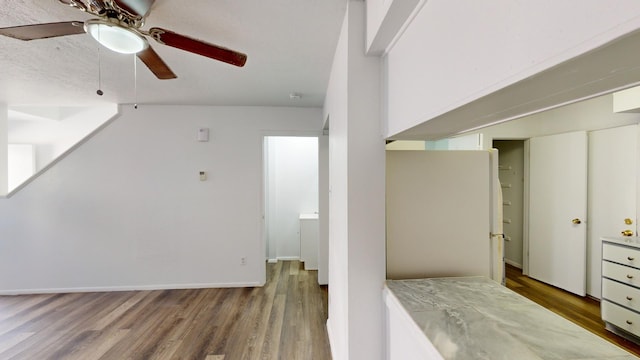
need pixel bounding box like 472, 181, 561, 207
386, 149, 504, 283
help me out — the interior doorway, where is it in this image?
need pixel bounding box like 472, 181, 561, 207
263, 136, 319, 267
492, 140, 525, 269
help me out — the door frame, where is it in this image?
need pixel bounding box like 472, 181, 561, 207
523, 139, 530, 275
260, 130, 325, 285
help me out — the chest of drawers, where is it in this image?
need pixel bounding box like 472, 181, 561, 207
602, 236, 640, 341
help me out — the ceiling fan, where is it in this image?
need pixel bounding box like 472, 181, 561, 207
0, 0, 248, 80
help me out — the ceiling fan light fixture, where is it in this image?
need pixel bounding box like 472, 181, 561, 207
85, 20, 147, 54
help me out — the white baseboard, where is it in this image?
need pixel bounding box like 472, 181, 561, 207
267, 258, 278, 263
0, 281, 264, 296
276, 256, 300, 261
505, 259, 522, 269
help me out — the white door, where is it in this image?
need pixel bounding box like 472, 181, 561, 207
528, 131, 587, 296
588, 125, 638, 298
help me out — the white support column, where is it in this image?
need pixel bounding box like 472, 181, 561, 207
325, 1, 386, 359
346, 2, 385, 359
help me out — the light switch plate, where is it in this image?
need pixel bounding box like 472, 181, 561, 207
197, 128, 210, 142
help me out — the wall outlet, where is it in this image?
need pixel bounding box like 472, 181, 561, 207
240, 257, 246, 265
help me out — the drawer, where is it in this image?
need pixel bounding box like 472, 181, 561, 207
602, 261, 640, 288
603, 243, 640, 268
602, 300, 640, 338
602, 278, 640, 312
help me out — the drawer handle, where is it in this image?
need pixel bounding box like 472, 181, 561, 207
628, 296, 634, 301
629, 256, 636, 261
627, 320, 634, 325
628, 274, 634, 279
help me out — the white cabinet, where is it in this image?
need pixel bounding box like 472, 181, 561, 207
300, 214, 318, 270
602, 236, 640, 341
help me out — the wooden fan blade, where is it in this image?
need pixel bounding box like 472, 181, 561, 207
112, 0, 155, 17
149, 27, 247, 67
137, 45, 177, 80
0, 22, 85, 41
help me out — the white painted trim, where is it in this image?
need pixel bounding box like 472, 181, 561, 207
327, 317, 338, 360
276, 256, 301, 261
0, 281, 264, 296
267, 258, 278, 264
505, 259, 522, 269
522, 139, 531, 276
261, 130, 323, 137
383, 0, 428, 55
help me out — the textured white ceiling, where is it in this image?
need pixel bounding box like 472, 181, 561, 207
0, 0, 347, 107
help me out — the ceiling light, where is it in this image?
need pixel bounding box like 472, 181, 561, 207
85, 20, 148, 54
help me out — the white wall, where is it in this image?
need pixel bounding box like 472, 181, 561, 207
0, 105, 7, 196
8, 106, 118, 172
473, 95, 640, 150
0, 105, 322, 294
324, 2, 386, 359
266, 136, 318, 261
386, 140, 425, 151
385, 0, 640, 137
7, 144, 35, 192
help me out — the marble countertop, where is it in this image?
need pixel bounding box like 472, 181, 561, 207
603, 236, 640, 249
386, 276, 638, 360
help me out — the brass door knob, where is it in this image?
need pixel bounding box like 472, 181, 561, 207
622, 230, 635, 237
626, 218, 634, 225
572, 218, 582, 225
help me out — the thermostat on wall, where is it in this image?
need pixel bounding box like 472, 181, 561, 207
197, 128, 210, 142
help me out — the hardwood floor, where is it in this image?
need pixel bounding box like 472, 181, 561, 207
506, 264, 640, 357
0, 261, 331, 360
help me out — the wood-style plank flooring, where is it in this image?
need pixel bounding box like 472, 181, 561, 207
506, 264, 640, 357
0, 261, 331, 360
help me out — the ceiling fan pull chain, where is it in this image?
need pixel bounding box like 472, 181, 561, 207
134, 54, 138, 109
96, 34, 104, 96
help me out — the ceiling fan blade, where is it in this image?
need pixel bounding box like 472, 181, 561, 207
137, 45, 177, 80
149, 27, 247, 67
0, 22, 85, 41
112, 0, 155, 17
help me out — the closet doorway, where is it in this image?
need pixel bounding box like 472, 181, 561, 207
493, 140, 525, 270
